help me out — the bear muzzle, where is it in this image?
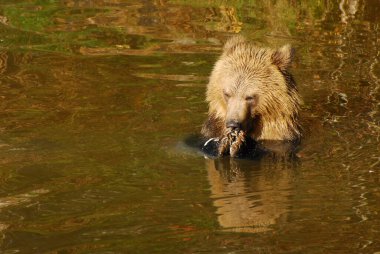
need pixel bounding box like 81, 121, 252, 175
226, 120, 241, 130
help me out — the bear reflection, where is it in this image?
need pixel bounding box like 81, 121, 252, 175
206, 157, 296, 233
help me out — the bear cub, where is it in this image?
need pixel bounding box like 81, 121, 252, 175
201, 35, 301, 157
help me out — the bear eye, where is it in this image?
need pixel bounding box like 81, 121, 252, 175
223, 91, 231, 98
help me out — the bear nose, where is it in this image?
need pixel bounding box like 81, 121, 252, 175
226, 120, 241, 130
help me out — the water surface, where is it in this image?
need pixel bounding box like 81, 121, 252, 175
0, 0, 379, 253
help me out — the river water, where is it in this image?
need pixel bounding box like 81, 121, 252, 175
0, 0, 379, 253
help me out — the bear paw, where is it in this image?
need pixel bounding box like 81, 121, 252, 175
218, 129, 246, 157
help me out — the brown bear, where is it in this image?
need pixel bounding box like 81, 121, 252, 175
201, 35, 301, 157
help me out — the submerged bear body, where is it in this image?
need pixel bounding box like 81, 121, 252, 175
201, 35, 301, 157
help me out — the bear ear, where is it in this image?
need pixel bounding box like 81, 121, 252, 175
271, 44, 295, 71
223, 35, 246, 53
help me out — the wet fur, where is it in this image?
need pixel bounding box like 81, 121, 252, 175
201, 35, 301, 156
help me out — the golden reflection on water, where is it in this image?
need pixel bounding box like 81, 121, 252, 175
207, 158, 294, 233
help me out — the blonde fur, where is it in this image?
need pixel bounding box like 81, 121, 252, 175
202, 35, 301, 142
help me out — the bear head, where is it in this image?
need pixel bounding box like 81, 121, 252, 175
202, 35, 301, 142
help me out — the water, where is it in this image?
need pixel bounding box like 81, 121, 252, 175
0, 0, 379, 253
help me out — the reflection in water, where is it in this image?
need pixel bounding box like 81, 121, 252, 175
0, 52, 8, 75
339, 0, 359, 23
0, 188, 49, 209
0, 188, 49, 247
207, 158, 295, 233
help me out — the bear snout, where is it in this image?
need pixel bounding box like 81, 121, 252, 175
226, 120, 241, 130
